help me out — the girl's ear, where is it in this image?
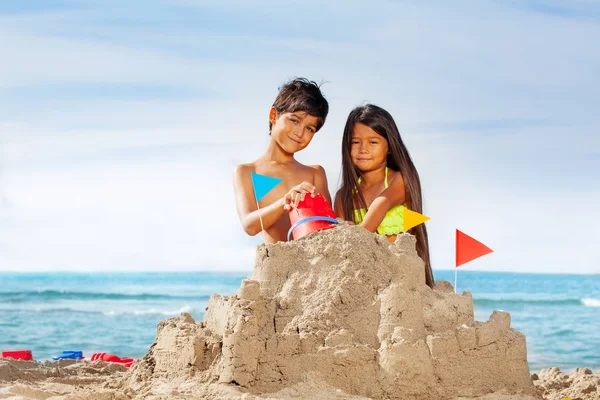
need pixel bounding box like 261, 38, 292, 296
269, 107, 278, 124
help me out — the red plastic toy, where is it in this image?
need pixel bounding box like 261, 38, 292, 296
85, 352, 138, 368
288, 194, 338, 240
2, 350, 33, 361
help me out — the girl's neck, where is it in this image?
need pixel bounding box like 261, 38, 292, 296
360, 165, 386, 188
262, 140, 295, 164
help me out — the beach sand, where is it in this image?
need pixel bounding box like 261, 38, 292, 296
1, 224, 598, 399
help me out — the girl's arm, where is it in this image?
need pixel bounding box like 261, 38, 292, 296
311, 165, 332, 205
233, 165, 315, 236
360, 172, 406, 233
334, 189, 344, 218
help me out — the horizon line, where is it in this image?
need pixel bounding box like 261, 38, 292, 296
0, 269, 597, 276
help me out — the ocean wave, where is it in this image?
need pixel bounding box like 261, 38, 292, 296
551, 329, 576, 337
103, 305, 194, 316
474, 297, 600, 307
0, 290, 210, 302
1, 305, 196, 316
582, 298, 600, 307
28, 307, 102, 315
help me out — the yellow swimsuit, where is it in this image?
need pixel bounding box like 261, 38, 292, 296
353, 167, 407, 236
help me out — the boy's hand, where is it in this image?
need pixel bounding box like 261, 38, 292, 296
283, 181, 316, 210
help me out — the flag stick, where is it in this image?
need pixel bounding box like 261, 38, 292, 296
256, 200, 267, 242
454, 268, 457, 294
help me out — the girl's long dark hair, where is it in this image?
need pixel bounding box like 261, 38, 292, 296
340, 104, 434, 288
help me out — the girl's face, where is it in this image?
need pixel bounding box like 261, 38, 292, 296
350, 122, 389, 172
270, 108, 318, 154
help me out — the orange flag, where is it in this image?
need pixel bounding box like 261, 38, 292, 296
401, 208, 430, 232
455, 229, 493, 267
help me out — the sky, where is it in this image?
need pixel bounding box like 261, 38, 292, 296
0, 0, 598, 274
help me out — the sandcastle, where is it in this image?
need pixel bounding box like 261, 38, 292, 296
126, 224, 538, 400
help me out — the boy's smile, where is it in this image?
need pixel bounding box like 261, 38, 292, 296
234, 77, 329, 245
270, 109, 319, 153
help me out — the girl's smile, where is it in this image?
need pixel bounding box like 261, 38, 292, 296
350, 123, 389, 171
336, 103, 433, 288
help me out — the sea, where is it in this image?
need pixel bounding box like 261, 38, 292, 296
1, 270, 598, 372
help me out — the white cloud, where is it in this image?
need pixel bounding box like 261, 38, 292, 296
0, 0, 598, 273
0, 156, 260, 271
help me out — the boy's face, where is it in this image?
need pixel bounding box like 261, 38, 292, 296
269, 108, 319, 154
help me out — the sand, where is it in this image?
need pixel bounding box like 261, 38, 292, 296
1, 224, 598, 399
0, 358, 127, 399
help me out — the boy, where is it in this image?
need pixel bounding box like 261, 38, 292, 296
233, 78, 331, 244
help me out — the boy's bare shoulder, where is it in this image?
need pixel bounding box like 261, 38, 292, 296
277, 161, 323, 176
307, 164, 325, 172
234, 162, 257, 176
304, 164, 326, 177
233, 163, 258, 188
307, 164, 327, 182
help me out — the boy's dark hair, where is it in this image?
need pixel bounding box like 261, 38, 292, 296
269, 78, 329, 134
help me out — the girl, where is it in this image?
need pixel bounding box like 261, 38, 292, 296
334, 104, 434, 288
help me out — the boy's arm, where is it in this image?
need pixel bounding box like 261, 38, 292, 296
233, 165, 316, 236
360, 172, 406, 233
233, 165, 287, 236
311, 165, 332, 205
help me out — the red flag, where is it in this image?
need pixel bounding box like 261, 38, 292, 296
455, 229, 493, 267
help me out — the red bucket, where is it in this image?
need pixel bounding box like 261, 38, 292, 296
288, 194, 338, 240
2, 350, 33, 361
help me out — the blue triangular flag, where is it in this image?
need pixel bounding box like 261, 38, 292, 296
251, 172, 282, 202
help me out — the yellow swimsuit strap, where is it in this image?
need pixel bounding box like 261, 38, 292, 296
354, 167, 406, 235
357, 167, 389, 188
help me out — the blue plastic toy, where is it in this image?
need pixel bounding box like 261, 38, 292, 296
52, 350, 83, 360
